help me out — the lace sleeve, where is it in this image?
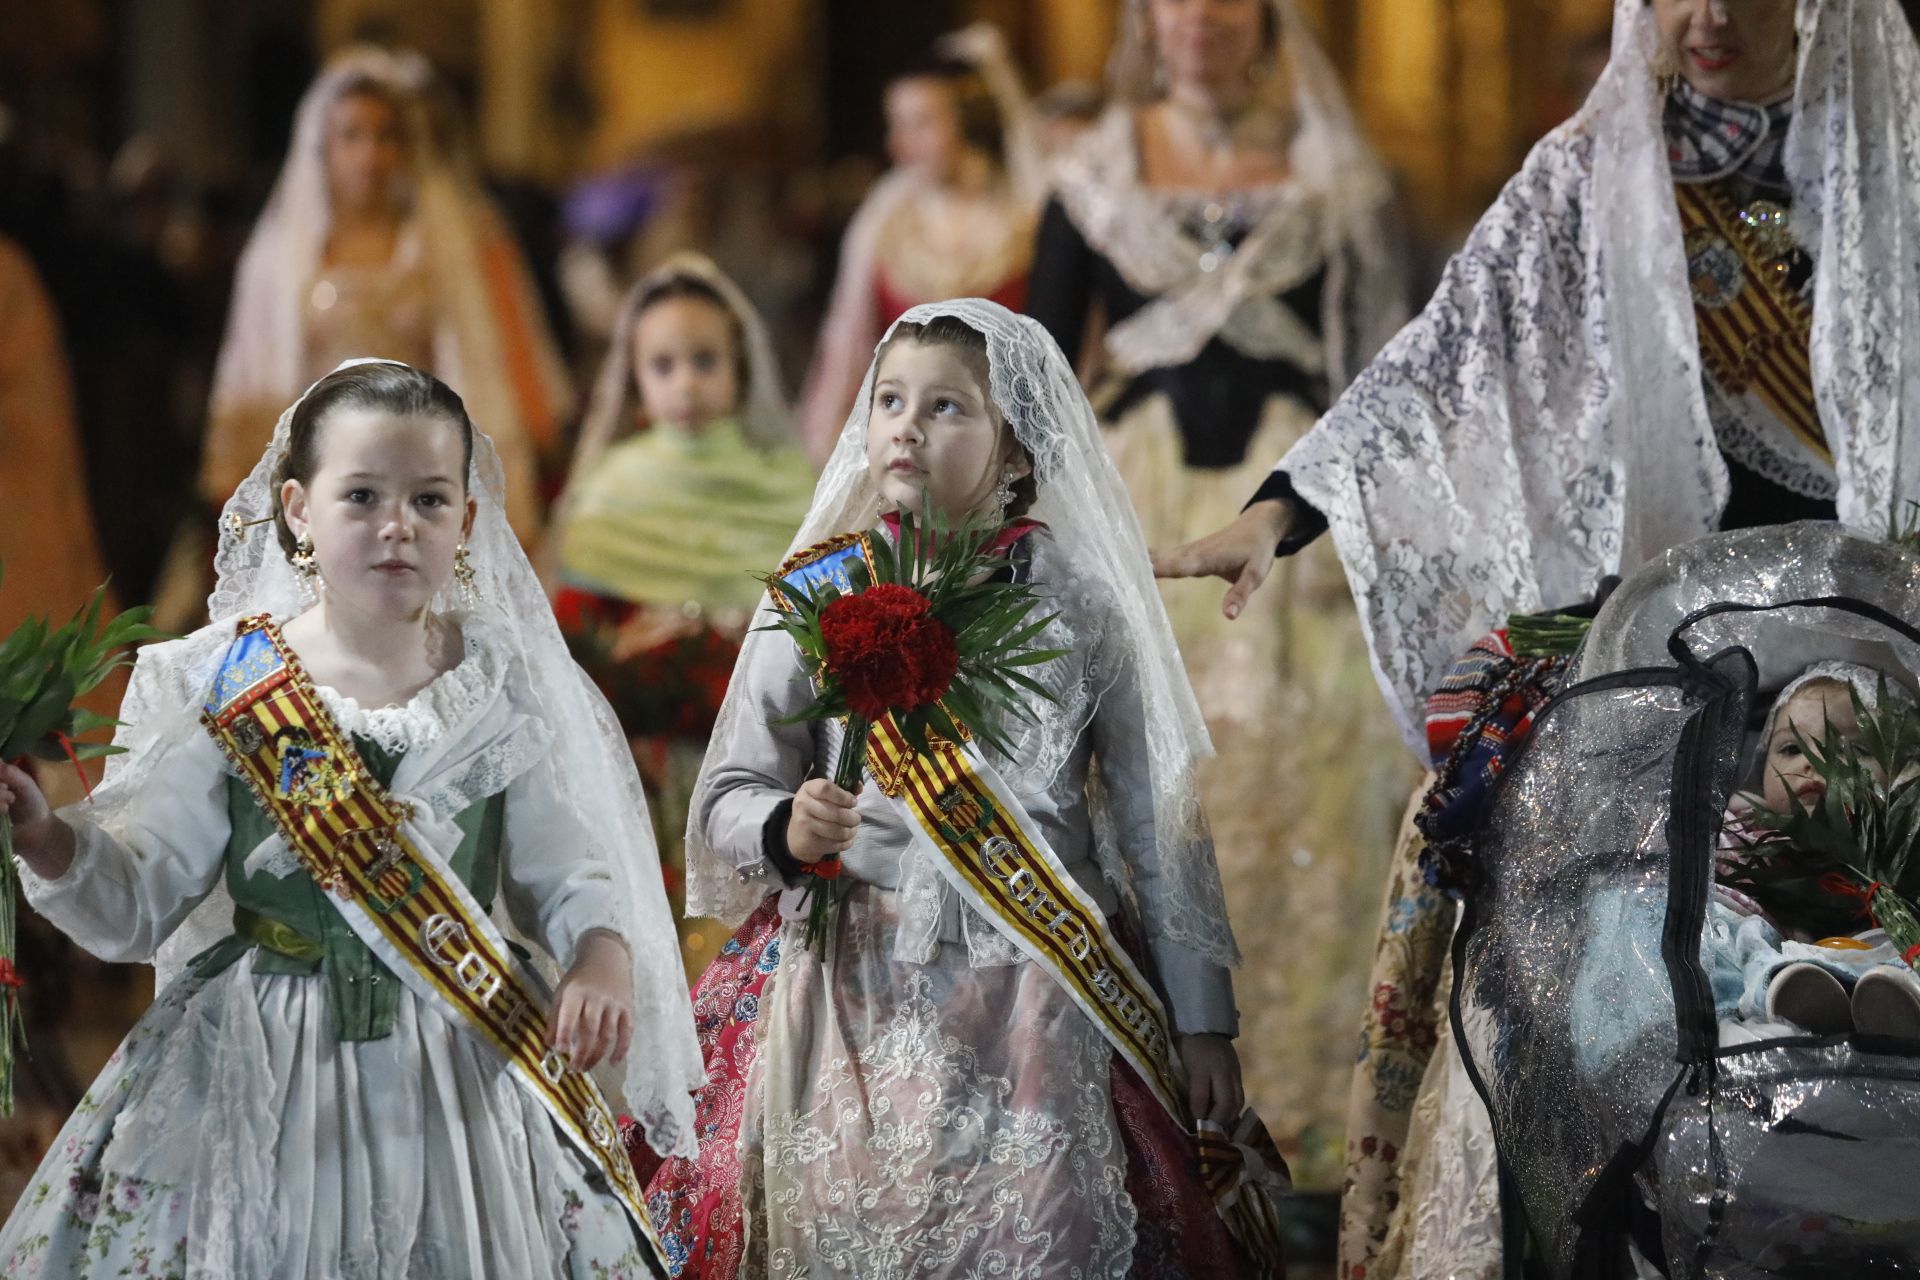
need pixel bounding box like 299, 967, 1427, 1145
1083, 590, 1240, 1032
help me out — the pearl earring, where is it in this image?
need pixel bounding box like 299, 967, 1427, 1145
290, 534, 321, 604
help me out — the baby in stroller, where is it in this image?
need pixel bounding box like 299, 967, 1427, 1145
1707, 661, 1920, 1042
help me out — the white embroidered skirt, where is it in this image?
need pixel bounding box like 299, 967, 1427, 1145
0, 948, 654, 1279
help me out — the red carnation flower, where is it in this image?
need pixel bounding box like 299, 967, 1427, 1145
818, 583, 959, 720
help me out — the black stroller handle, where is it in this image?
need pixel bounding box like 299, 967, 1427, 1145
1667, 594, 1920, 682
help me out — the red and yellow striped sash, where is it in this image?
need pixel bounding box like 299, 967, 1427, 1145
865, 715, 1288, 1265
199, 616, 665, 1267
1675, 180, 1828, 463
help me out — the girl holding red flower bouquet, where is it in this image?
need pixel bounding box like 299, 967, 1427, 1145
645, 299, 1284, 1277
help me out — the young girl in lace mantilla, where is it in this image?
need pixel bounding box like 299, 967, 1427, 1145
647, 299, 1284, 1278
0, 360, 701, 1278
546, 254, 812, 944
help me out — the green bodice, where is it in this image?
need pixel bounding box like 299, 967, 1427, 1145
189, 737, 505, 1041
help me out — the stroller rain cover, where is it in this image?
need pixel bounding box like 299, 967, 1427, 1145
1453, 522, 1920, 1278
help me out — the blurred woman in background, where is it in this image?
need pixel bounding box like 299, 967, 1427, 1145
796, 23, 1043, 460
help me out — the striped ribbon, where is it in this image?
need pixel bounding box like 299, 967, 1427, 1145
865, 714, 1288, 1264
1675, 180, 1828, 463
198, 616, 666, 1268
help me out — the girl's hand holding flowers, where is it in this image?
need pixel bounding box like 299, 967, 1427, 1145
787, 778, 860, 864
0, 763, 71, 880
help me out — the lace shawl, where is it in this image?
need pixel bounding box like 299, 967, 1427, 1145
1053, 0, 1408, 390
1281, 0, 1920, 750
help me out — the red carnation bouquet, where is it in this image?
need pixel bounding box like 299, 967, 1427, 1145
761, 504, 1067, 955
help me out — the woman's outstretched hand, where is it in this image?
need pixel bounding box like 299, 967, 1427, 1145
550, 930, 635, 1072
1149, 500, 1294, 621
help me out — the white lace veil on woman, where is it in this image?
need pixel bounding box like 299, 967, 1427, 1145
1282, 0, 1920, 749
110, 360, 701, 1157
685, 298, 1238, 968
1053, 0, 1408, 391
204, 46, 573, 541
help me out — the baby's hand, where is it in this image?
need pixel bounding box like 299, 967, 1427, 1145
1179, 1033, 1246, 1127
549, 931, 634, 1072
786, 778, 860, 864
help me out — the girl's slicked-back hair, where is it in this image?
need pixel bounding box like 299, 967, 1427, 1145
272, 362, 474, 555
875, 314, 1037, 518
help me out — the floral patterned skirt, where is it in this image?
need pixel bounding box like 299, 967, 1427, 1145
643, 890, 1257, 1279
0, 949, 655, 1279
1338, 784, 1501, 1280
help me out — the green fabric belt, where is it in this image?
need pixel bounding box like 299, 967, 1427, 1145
194, 734, 506, 1043
234, 905, 323, 962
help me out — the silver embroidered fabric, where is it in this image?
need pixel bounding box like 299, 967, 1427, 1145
1053, 0, 1408, 390
739, 888, 1135, 1278
1281, 0, 1920, 751
686, 298, 1239, 970
90, 360, 703, 1159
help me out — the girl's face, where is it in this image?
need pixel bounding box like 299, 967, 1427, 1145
885, 78, 964, 181
1148, 0, 1269, 96
633, 295, 740, 432
324, 90, 409, 216
1651, 0, 1797, 103
281, 408, 474, 622
1760, 680, 1857, 811
865, 339, 1029, 521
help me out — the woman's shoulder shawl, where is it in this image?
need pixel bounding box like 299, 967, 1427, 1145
1281, 117, 1620, 752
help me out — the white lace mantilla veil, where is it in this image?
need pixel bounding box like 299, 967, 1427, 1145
207, 46, 572, 539
1053, 0, 1409, 391
102, 360, 701, 1156
1281, 0, 1920, 752
559, 251, 794, 503
685, 298, 1239, 967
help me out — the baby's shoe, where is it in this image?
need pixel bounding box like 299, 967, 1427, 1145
1851, 967, 1920, 1041
1765, 962, 1851, 1034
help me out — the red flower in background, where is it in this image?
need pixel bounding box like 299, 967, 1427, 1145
819, 584, 958, 719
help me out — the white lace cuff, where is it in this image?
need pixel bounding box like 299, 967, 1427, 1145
14, 821, 99, 901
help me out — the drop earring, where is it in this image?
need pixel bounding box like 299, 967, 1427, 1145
992, 467, 1018, 516
453, 543, 479, 605
290, 534, 321, 604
